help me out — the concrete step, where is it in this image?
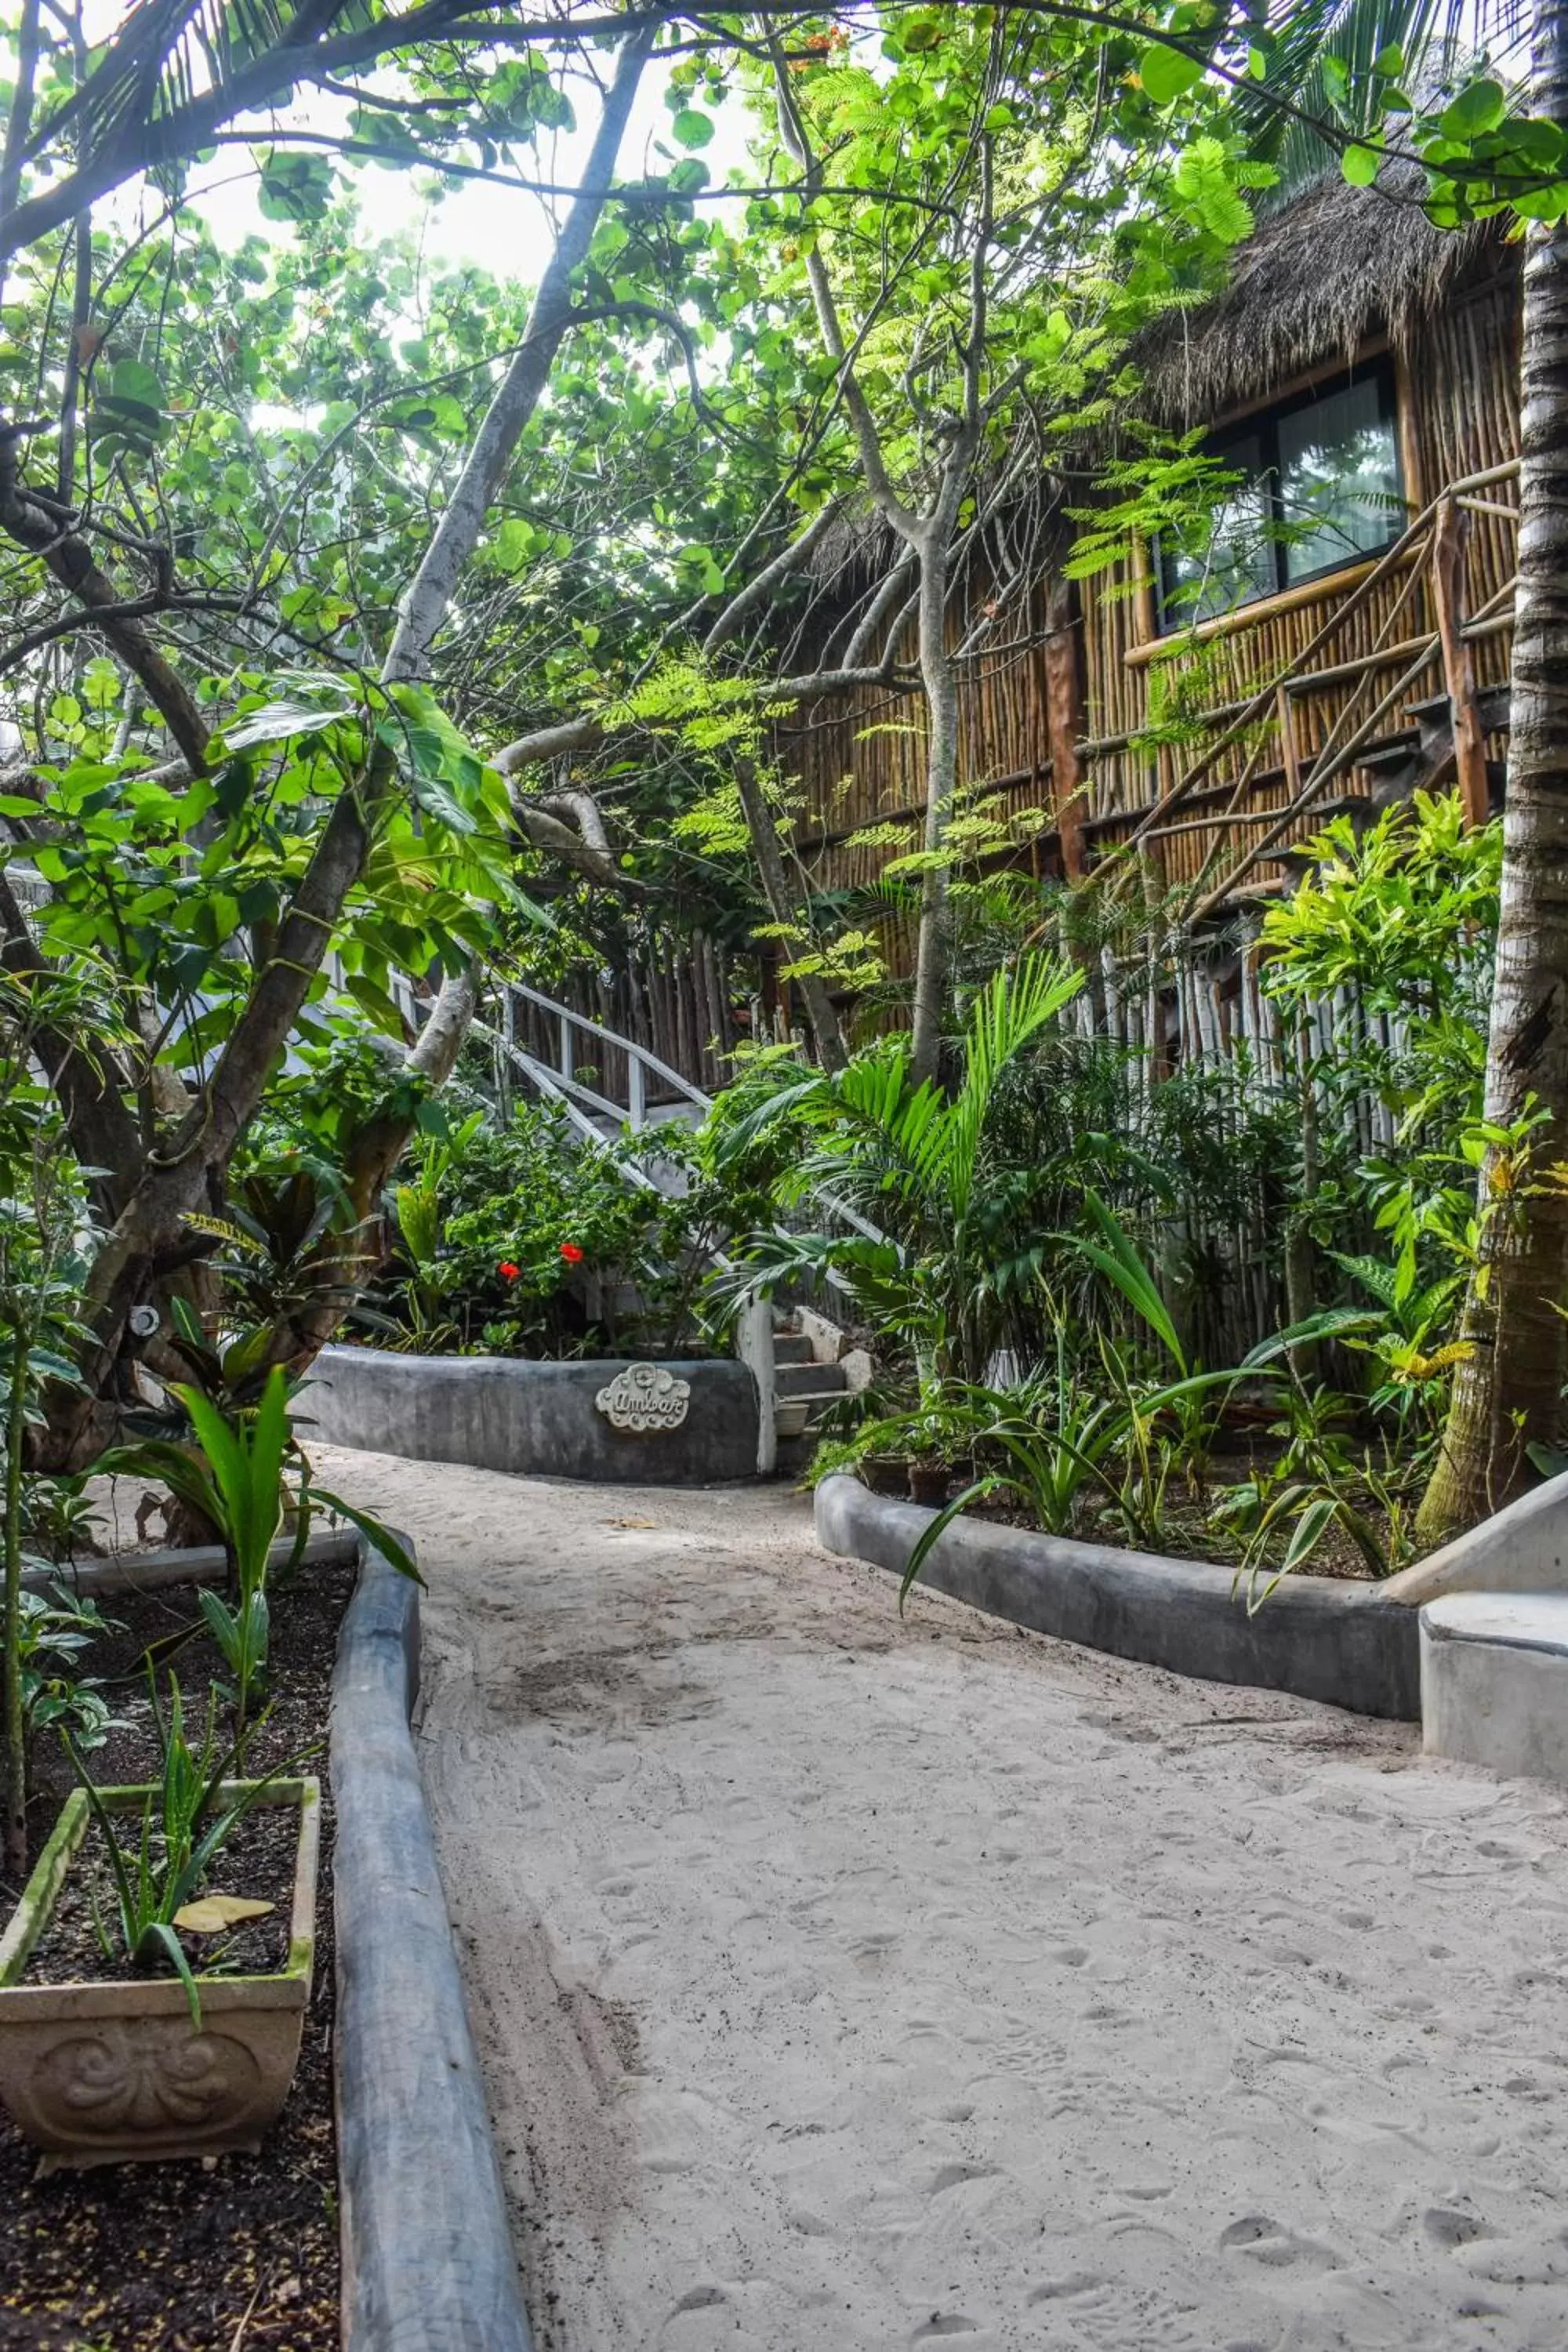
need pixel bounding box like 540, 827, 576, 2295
775, 1361, 848, 1399
771, 1334, 816, 1366
1421, 1592, 1568, 1787
774, 1387, 848, 1441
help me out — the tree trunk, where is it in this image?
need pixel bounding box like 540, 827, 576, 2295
254, 33, 654, 1383
1417, 0, 1568, 1547
909, 535, 959, 1086
383, 29, 652, 683
734, 758, 847, 1071
4, 1330, 27, 1880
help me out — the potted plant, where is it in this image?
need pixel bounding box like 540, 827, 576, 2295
902, 1392, 985, 1508
0, 1679, 319, 2169
906, 1453, 953, 1508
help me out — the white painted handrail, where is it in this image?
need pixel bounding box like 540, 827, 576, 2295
504, 978, 712, 1122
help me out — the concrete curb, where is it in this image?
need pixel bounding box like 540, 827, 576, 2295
1381, 1468, 1568, 1605
1420, 1593, 1568, 1785
815, 1476, 1420, 1720
21, 1529, 354, 1601
304, 1344, 760, 1486
332, 1541, 532, 2352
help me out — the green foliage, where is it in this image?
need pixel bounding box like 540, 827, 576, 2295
710, 952, 1083, 1382
9, 676, 532, 1081
16, 1587, 122, 1757
63, 1675, 301, 2027
176, 1368, 293, 1734
371, 1101, 742, 1361
0, 964, 122, 1869
1259, 792, 1505, 1422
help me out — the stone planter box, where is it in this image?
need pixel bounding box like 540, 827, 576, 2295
816, 1475, 1421, 1719
0, 1776, 319, 2170
304, 1342, 760, 1484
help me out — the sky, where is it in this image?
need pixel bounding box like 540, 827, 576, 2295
70, 0, 723, 285
164, 59, 758, 289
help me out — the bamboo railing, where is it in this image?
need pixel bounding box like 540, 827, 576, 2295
1080, 460, 1519, 914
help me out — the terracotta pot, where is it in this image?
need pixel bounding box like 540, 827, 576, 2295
859, 1453, 909, 1497
907, 1461, 951, 1508
0, 1777, 319, 2171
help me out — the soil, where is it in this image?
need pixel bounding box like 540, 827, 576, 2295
25, 1803, 300, 1989
0, 1548, 354, 2351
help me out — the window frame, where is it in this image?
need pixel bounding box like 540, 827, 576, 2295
1155, 358, 1405, 633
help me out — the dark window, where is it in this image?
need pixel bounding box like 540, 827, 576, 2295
1157, 363, 1404, 630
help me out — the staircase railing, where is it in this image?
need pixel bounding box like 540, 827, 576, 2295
490, 978, 888, 1250
1080, 459, 1520, 916
499, 978, 712, 1135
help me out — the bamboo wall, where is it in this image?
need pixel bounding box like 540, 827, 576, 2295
1064, 920, 1413, 1362
784, 566, 1060, 895
782, 263, 1522, 914
510, 933, 736, 1101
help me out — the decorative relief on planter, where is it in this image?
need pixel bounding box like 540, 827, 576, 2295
594, 1363, 691, 1434
34, 2018, 263, 2140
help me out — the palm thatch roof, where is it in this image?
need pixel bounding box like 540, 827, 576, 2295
1134, 164, 1514, 429
801, 167, 1515, 589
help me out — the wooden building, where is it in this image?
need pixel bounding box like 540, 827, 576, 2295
785, 172, 1521, 933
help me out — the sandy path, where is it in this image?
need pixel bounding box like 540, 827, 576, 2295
314, 1446, 1568, 2352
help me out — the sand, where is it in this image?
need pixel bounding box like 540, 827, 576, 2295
313, 1446, 1568, 2352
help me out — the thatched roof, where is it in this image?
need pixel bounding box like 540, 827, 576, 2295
801, 166, 1515, 589
1134, 165, 1514, 429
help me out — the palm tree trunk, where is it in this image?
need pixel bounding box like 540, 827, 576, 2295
1417, 0, 1568, 1547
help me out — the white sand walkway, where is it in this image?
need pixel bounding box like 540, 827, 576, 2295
316, 1446, 1568, 2352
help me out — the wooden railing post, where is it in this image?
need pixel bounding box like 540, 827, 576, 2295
735, 1291, 777, 1476
1432, 495, 1493, 830
627, 1051, 646, 1131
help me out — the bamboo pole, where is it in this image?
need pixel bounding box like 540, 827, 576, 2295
1431, 495, 1492, 829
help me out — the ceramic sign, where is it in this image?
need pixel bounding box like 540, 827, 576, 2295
594, 1363, 691, 1434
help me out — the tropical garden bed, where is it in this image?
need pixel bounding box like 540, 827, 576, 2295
0, 1543, 355, 2350
335, 1098, 743, 1367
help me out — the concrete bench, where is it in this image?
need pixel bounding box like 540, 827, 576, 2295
1421, 1592, 1568, 1786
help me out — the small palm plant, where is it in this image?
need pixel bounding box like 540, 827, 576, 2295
176, 1372, 292, 1737
106, 1360, 416, 1731
709, 951, 1085, 1384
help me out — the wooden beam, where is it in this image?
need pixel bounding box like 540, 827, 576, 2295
1431, 495, 1492, 830
1044, 579, 1088, 881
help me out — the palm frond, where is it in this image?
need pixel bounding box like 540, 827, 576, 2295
1246, 0, 1523, 197
938, 953, 1083, 1220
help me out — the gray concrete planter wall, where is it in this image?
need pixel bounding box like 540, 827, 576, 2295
815, 1475, 1421, 1720
305, 1344, 759, 1486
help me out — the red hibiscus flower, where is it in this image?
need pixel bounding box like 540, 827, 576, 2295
497, 1261, 520, 1282
559, 1242, 585, 1264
